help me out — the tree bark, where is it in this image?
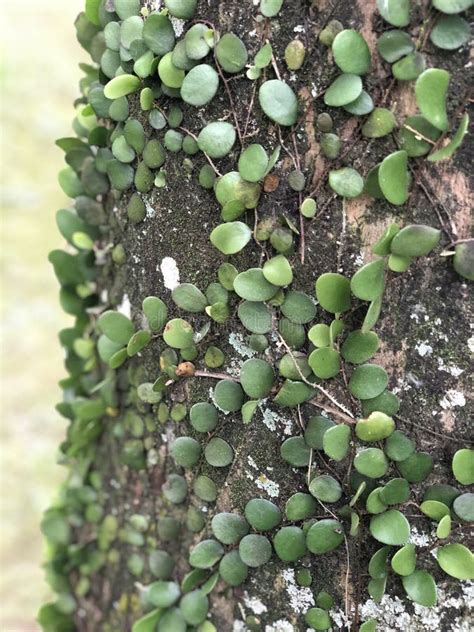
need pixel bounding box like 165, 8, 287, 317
47, 1, 473, 631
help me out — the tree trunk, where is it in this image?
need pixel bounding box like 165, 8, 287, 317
43, 1, 473, 631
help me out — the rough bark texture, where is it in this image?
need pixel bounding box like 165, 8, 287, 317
63, 1, 473, 631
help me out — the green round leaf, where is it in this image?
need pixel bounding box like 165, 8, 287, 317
349, 364, 389, 400
163, 318, 194, 349
323, 424, 351, 461
315, 273, 351, 313
362, 108, 396, 138
238, 301, 272, 334
452, 448, 474, 485
377, 29, 414, 62
391, 543, 416, 576
305, 608, 332, 630
309, 347, 341, 379
147, 581, 181, 608
244, 498, 281, 531
98, 311, 134, 345
392, 51, 426, 81
234, 268, 278, 301
370, 509, 410, 545
420, 500, 450, 522
238, 144, 269, 182
351, 259, 385, 301
398, 451, 433, 483
259, 80, 298, 126
304, 416, 335, 449
384, 430, 414, 461
453, 493, 474, 521
354, 448, 389, 478
180, 590, 209, 625
342, 330, 379, 364
390, 224, 441, 257
193, 475, 218, 502
437, 543, 474, 580
430, 15, 470, 50
240, 358, 274, 398
433, 0, 473, 14
172, 283, 208, 313
285, 492, 317, 521
332, 30, 371, 75
190, 402, 218, 433
380, 478, 410, 505
281, 290, 316, 324
165, 0, 197, 19
263, 255, 293, 286
210, 221, 251, 255
306, 519, 344, 554
211, 513, 249, 545
377, 0, 410, 26
215, 171, 261, 208
197, 122, 236, 158
171, 436, 201, 468
181, 64, 219, 106
260, 0, 284, 17
324, 73, 362, 107
239, 534, 272, 567
215, 32, 248, 73
309, 474, 342, 503
453, 239, 474, 280
423, 483, 460, 507
343, 90, 374, 115
379, 150, 408, 205
104, 74, 141, 99
189, 539, 224, 569
368, 545, 391, 578
329, 167, 364, 198
204, 437, 233, 467
366, 488, 388, 515
214, 380, 244, 412
415, 68, 450, 131
143, 13, 175, 56
273, 526, 307, 562
219, 550, 249, 586
402, 570, 437, 607
356, 412, 395, 442
281, 436, 311, 467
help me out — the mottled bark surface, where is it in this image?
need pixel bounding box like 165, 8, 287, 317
71, 1, 472, 631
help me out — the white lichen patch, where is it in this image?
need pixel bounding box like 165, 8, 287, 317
359, 582, 474, 631
437, 358, 464, 377
415, 342, 433, 357
170, 17, 185, 36
468, 335, 474, 353
244, 593, 268, 615
281, 568, 315, 614
258, 403, 293, 435
330, 608, 351, 630
409, 526, 430, 548
229, 332, 257, 358
439, 389, 466, 410
265, 621, 295, 632
117, 293, 131, 318
159, 256, 180, 290
145, 201, 156, 218
255, 473, 280, 498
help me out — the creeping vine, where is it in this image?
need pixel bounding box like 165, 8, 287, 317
40, 1, 473, 632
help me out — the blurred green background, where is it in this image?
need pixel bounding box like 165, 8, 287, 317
1, 1, 84, 629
